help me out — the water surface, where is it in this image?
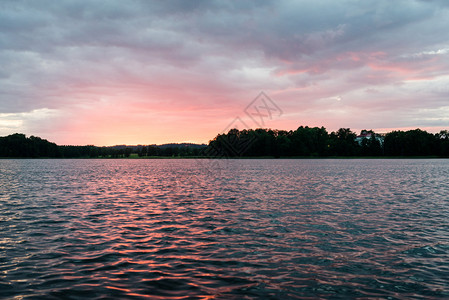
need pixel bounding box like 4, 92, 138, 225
1, 159, 448, 298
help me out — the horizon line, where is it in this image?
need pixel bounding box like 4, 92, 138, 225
2, 125, 449, 147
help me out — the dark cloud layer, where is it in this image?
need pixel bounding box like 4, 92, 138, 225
1, 0, 449, 144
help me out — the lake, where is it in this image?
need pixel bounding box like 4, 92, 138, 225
1, 159, 448, 299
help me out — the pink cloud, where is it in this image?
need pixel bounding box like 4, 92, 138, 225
2, 1, 449, 145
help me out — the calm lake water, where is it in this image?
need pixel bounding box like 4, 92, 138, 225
1, 159, 448, 299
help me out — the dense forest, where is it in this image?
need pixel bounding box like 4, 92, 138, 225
207, 127, 449, 157
1, 126, 449, 158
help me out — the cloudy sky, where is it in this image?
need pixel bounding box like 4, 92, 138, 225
1, 0, 449, 145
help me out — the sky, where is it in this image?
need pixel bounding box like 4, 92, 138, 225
1, 0, 449, 146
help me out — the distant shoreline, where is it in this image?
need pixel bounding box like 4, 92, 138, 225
1, 155, 446, 159
2, 127, 449, 158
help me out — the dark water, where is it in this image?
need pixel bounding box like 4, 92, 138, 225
1, 159, 448, 299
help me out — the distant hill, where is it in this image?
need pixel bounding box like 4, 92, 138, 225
107, 143, 206, 151
158, 143, 207, 149
0, 133, 207, 158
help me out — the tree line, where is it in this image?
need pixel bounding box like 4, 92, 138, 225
1, 127, 449, 158
206, 127, 449, 157
0, 134, 205, 158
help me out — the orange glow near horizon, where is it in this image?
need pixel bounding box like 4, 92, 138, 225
2, 1, 449, 148
24, 82, 449, 147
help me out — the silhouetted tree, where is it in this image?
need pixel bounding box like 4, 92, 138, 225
329, 128, 358, 156
437, 130, 449, 157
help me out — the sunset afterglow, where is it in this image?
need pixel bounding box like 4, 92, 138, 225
1, 1, 449, 145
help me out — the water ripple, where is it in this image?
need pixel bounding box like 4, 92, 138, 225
0, 159, 448, 298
